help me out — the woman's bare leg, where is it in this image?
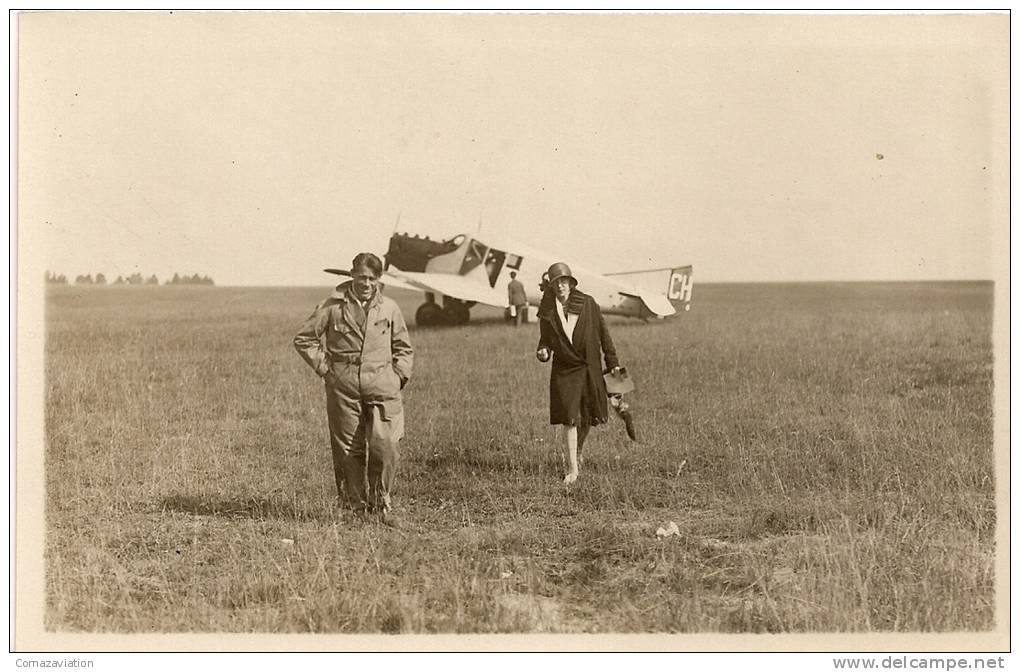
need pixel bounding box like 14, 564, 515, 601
562, 425, 579, 484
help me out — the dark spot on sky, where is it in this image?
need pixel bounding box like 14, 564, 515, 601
876, 153, 884, 160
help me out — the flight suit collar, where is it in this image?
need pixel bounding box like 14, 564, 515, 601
333, 282, 383, 334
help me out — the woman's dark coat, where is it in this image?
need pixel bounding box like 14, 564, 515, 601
536, 288, 619, 426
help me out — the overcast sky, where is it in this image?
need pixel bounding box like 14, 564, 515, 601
18, 12, 1008, 286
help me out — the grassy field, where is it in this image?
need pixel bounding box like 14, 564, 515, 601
43, 281, 995, 633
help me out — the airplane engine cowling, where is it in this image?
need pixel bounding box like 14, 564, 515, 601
385, 233, 460, 272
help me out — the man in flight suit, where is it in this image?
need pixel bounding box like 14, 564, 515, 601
294, 253, 414, 528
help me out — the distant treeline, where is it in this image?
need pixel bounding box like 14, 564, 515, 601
46, 271, 215, 286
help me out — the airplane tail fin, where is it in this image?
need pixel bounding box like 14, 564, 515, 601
607, 265, 694, 317
666, 265, 694, 313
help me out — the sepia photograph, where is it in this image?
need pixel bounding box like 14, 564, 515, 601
12, 9, 1010, 653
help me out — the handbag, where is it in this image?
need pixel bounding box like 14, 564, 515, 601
604, 367, 637, 442
603, 367, 635, 394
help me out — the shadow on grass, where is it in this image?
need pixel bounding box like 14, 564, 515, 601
159, 494, 330, 521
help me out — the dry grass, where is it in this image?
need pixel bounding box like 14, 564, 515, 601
43, 281, 994, 633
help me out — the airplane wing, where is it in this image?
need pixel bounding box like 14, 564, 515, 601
619, 291, 677, 317
379, 274, 424, 293
327, 267, 430, 294
383, 269, 508, 307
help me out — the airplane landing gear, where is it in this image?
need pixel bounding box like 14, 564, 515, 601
442, 297, 471, 326
414, 294, 472, 327
415, 301, 445, 327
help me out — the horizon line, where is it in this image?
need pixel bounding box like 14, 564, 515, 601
42, 278, 997, 289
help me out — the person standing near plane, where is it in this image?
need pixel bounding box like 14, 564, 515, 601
294, 252, 414, 528
535, 262, 621, 484
507, 271, 528, 326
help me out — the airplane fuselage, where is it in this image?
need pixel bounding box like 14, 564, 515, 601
384, 232, 692, 325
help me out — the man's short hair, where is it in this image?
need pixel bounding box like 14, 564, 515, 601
352, 252, 384, 277
509, 271, 517, 278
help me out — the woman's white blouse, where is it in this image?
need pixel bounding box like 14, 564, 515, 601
555, 298, 578, 343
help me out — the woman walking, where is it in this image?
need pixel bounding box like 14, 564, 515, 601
535, 262, 622, 484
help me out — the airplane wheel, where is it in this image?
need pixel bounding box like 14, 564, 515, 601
443, 303, 470, 326
415, 302, 444, 327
